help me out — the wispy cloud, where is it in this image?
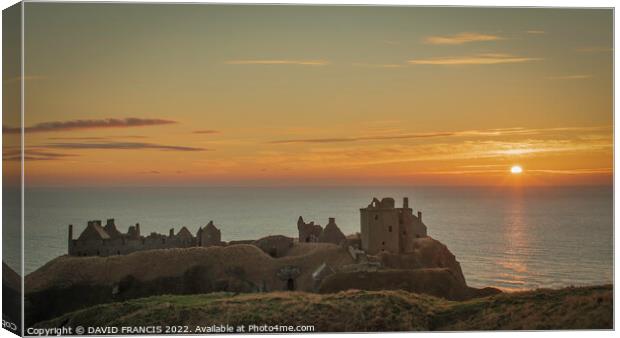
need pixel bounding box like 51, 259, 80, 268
225, 59, 329, 66
138, 170, 161, 175
415, 167, 611, 176
408, 53, 541, 65
527, 168, 612, 175
423, 32, 504, 45
270, 126, 610, 145
270, 132, 455, 144
193, 130, 220, 134
2, 75, 46, 84
333, 138, 612, 168
45, 142, 207, 152
48, 135, 147, 140
3, 149, 77, 161
546, 74, 592, 80
3, 117, 176, 134
352, 63, 404, 68
526, 30, 546, 35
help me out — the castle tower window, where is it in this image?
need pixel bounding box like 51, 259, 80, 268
382, 241, 385, 246
388, 226, 393, 232
374, 215, 379, 221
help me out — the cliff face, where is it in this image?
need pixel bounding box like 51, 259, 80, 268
318, 237, 481, 300
377, 237, 467, 285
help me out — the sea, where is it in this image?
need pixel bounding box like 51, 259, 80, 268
5, 186, 614, 291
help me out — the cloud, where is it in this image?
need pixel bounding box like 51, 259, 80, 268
526, 30, 546, 35
269, 126, 611, 145
138, 170, 161, 175
45, 142, 207, 152
352, 63, 404, 68
225, 59, 329, 66
3, 149, 77, 161
423, 32, 504, 45
270, 132, 455, 144
408, 53, 541, 65
546, 74, 592, 80
3, 117, 176, 134
193, 130, 220, 134
48, 135, 147, 140
415, 167, 612, 176
526, 168, 612, 175
3, 75, 46, 85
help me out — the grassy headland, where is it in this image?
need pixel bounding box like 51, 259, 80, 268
36, 284, 612, 331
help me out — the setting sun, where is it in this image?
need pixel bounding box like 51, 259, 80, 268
511, 165, 523, 174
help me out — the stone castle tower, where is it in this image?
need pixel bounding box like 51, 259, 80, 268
359, 197, 427, 254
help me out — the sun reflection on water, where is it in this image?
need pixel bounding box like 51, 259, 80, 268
494, 190, 533, 290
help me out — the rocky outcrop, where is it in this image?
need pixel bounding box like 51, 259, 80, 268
377, 236, 467, 285
316, 236, 498, 300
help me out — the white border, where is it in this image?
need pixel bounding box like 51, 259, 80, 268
0, 1, 616, 338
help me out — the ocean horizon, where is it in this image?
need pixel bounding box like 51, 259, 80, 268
6, 185, 613, 291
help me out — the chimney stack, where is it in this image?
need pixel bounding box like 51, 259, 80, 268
328, 217, 336, 224
403, 197, 409, 209
135, 223, 141, 236
169, 228, 174, 237
417, 211, 422, 221
68, 224, 73, 241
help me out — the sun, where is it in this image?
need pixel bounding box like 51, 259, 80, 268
510, 165, 523, 174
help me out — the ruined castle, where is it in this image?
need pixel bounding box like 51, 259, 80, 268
297, 217, 346, 244
68, 196, 426, 257
68, 219, 223, 257
360, 197, 427, 254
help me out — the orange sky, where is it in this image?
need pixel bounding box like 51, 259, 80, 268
3, 5, 613, 187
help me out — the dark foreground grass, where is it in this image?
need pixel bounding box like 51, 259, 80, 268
36, 284, 612, 332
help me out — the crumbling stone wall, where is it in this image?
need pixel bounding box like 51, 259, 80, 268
297, 216, 323, 243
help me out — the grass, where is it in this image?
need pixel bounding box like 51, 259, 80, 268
35, 284, 612, 332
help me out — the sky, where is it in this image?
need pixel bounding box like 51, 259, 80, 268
4, 4, 613, 186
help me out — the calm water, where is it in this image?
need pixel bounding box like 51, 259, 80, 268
12, 186, 614, 290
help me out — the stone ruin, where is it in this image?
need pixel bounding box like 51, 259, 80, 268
69, 196, 426, 259
68, 219, 224, 257
297, 216, 346, 245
